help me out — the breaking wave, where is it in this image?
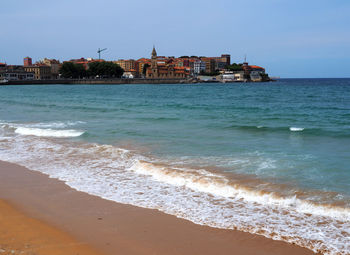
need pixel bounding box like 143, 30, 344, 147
290, 127, 305, 132
0, 123, 349, 255
14, 127, 85, 137
0, 121, 85, 138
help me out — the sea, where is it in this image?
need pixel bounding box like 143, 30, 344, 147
0, 79, 349, 255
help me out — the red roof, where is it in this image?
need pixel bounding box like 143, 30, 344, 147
137, 58, 151, 63
250, 65, 265, 70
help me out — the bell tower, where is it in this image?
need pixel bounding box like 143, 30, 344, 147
151, 46, 157, 67
151, 46, 158, 78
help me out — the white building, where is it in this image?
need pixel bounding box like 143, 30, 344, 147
193, 60, 206, 74
0, 71, 35, 81
222, 71, 245, 82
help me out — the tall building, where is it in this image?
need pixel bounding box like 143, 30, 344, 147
221, 54, 231, 66
201, 57, 216, 73
211, 54, 231, 70
23, 57, 32, 66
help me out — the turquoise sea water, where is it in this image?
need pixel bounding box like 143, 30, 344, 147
0, 79, 349, 254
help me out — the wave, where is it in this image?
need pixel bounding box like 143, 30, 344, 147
14, 127, 85, 138
0, 121, 86, 138
0, 131, 348, 254
136, 117, 180, 122
26, 121, 85, 129
290, 127, 305, 132
0, 120, 84, 129
225, 124, 350, 137
227, 125, 307, 133
133, 161, 349, 220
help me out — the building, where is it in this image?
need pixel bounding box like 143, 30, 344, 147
201, 57, 216, 74
39, 58, 61, 79
24, 65, 52, 80
221, 54, 231, 66
115, 59, 139, 77
136, 58, 151, 78
223, 63, 266, 82
0, 65, 34, 80
214, 55, 230, 70
222, 71, 245, 82
0, 70, 35, 81
23, 57, 32, 66
196, 54, 231, 73
146, 47, 189, 79
249, 65, 265, 81
193, 60, 206, 74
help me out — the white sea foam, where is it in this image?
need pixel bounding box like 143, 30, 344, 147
0, 129, 349, 255
290, 127, 305, 132
14, 127, 85, 137
133, 161, 350, 220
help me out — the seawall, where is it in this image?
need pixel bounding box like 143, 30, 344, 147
5, 78, 188, 85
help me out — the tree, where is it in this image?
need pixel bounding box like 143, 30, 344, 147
226, 63, 243, 71
75, 64, 87, 78
59, 62, 86, 78
88, 61, 124, 78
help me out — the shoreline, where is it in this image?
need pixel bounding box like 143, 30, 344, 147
0, 160, 316, 255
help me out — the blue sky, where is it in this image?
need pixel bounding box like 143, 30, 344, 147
1, 0, 350, 78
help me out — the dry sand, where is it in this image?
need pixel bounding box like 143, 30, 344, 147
0, 160, 316, 255
0, 199, 102, 255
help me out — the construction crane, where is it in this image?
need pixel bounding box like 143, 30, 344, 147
97, 48, 107, 60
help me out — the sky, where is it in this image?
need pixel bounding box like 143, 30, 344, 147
1, 0, 350, 78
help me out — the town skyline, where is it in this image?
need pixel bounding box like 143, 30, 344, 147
2, 46, 269, 83
2, 0, 350, 78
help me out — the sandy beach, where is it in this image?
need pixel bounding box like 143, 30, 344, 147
0, 199, 102, 255
0, 160, 315, 255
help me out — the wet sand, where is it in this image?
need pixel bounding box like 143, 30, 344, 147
0, 160, 316, 255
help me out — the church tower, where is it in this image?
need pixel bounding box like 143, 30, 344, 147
151, 46, 158, 78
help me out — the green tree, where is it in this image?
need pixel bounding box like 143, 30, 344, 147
88, 61, 124, 78
59, 62, 86, 78
226, 63, 243, 71
75, 64, 87, 78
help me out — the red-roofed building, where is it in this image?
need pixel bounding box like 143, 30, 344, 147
136, 58, 151, 77
241, 62, 266, 81
250, 65, 265, 72
146, 47, 189, 79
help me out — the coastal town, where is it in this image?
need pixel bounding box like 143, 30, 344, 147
0, 47, 270, 84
